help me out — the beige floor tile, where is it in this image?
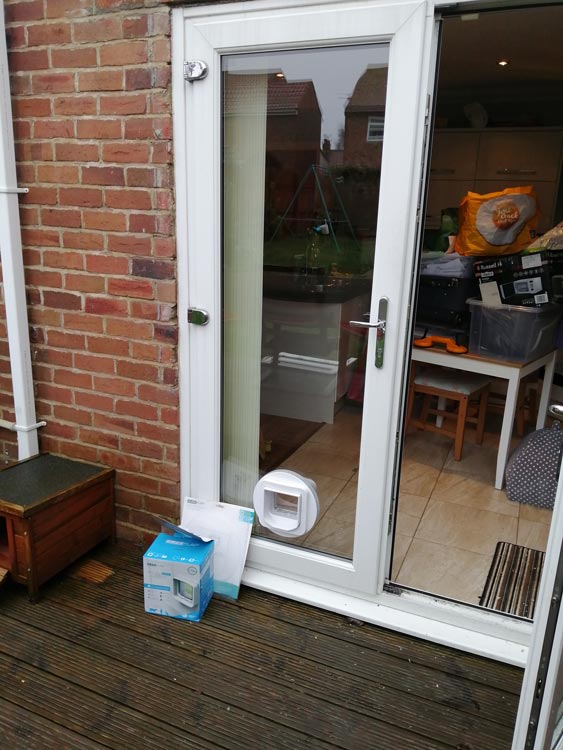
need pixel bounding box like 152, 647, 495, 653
397, 492, 429, 519
519, 503, 554, 526
396, 510, 420, 538
402, 431, 451, 469
517, 520, 551, 552
304, 480, 356, 558
416, 500, 518, 556
309, 410, 361, 455
441, 438, 498, 483
396, 538, 492, 604
391, 533, 412, 579
281, 441, 358, 481
431, 472, 518, 517
399, 457, 441, 499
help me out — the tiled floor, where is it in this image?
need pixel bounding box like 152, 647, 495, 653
268, 403, 553, 611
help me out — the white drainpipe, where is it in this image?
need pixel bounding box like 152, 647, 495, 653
0, 4, 45, 459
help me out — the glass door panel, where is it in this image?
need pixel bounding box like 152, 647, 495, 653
221, 45, 389, 559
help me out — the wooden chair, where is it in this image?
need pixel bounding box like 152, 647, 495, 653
406, 365, 491, 461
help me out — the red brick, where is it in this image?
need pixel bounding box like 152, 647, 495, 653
53, 95, 97, 116
51, 47, 97, 68
83, 210, 126, 232
121, 437, 163, 460
41, 207, 81, 228
46, 0, 94, 18
60, 187, 103, 208
16, 164, 36, 183
13, 120, 31, 139
85, 297, 128, 316
136, 422, 177, 444
10, 74, 32, 96
33, 345, 70, 365
105, 317, 151, 339
5, 1, 44, 23
106, 234, 150, 255
34, 119, 74, 138
130, 341, 160, 362
87, 335, 129, 357
29, 309, 63, 329
27, 269, 62, 287
105, 456, 142, 478
106, 189, 151, 210
148, 12, 170, 36
54, 404, 93, 426
78, 70, 123, 92
9, 49, 50, 71
125, 167, 156, 188
116, 360, 158, 381
124, 69, 151, 91
13, 97, 51, 118
38, 164, 79, 183
62, 230, 104, 251
124, 116, 171, 141
63, 312, 104, 333
108, 278, 153, 299
57, 440, 99, 464
148, 91, 169, 115
6, 26, 28, 49
102, 142, 150, 164
161, 407, 179, 427
77, 119, 122, 139
54, 368, 92, 389
74, 390, 114, 411
73, 16, 122, 43
74, 352, 115, 374
21, 228, 60, 247
128, 301, 159, 320
35, 383, 72, 405
93, 413, 135, 434
44, 250, 83, 270
27, 22, 72, 46
82, 165, 124, 186
91, 376, 135, 397
100, 40, 147, 66
140, 459, 179, 482
45, 422, 79, 440
16, 141, 53, 161
150, 38, 170, 64
85, 254, 129, 275
152, 67, 170, 89
42, 290, 82, 310
100, 93, 146, 116
137, 383, 177, 406
79, 427, 119, 449
21, 186, 58, 205
119, 471, 159, 494
46, 330, 85, 349
32, 72, 74, 94
55, 142, 98, 162
123, 15, 149, 38
19, 205, 39, 225
65, 273, 104, 293
115, 399, 158, 420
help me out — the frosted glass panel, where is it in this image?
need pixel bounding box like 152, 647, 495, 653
221, 45, 389, 559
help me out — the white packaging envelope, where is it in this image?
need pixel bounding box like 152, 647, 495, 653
181, 497, 254, 600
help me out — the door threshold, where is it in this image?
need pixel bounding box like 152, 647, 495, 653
242, 566, 530, 667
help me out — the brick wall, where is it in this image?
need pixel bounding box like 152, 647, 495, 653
3, 0, 178, 544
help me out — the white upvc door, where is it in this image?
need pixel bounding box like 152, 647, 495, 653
174, 0, 436, 596
512, 467, 563, 749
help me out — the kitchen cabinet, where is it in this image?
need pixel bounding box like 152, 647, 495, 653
426, 128, 563, 233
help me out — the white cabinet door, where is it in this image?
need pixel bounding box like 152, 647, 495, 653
174, 0, 436, 596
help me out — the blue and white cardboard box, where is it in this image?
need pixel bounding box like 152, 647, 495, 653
143, 527, 214, 622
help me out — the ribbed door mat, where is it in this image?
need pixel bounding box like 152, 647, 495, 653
479, 541, 545, 619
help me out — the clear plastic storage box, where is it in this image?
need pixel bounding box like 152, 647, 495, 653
467, 299, 561, 363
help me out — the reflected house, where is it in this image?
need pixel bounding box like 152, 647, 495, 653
265, 75, 322, 239
342, 66, 388, 238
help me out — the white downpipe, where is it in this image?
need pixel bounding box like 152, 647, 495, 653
0, 3, 41, 459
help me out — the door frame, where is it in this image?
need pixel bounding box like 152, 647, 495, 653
172, 0, 535, 664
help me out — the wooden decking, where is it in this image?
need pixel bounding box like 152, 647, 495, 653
0, 540, 522, 749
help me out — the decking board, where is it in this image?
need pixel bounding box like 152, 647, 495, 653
0, 540, 523, 749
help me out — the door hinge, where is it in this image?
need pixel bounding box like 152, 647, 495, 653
184, 60, 209, 82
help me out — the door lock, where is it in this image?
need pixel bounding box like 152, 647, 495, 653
187, 308, 209, 326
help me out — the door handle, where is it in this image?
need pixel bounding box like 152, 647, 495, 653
549, 404, 563, 421
187, 308, 209, 326
349, 296, 388, 369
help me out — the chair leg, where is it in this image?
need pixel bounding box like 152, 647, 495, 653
475, 387, 489, 445
454, 395, 469, 461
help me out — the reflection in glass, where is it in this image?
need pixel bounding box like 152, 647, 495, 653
221, 45, 389, 560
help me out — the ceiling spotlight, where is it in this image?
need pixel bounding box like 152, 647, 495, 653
275, 72, 285, 78
497, 59, 509, 67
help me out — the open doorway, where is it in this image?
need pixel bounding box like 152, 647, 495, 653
393, 4, 563, 615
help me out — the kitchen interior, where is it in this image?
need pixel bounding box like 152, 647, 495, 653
249, 4, 563, 620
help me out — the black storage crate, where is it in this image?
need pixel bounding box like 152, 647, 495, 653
416, 275, 479, 329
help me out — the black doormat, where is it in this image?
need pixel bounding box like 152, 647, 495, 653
479, 541, 545, 619
259, 414, 323, 475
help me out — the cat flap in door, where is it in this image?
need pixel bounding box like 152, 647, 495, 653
253, 470, 320, 538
